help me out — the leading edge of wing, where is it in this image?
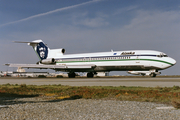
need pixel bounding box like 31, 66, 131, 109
13, 40, 42, 43
6, 64, 96, 69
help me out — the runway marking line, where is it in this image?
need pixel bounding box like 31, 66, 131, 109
156, 107, 175, 109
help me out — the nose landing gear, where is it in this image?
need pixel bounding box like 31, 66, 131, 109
149, 70, 161, 77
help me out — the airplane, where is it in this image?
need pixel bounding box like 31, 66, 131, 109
6, 39, 176, 78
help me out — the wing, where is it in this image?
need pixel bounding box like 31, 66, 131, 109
5, 63, 96, 71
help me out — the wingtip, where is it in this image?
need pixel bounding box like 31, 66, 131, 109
4, 64, 10, 66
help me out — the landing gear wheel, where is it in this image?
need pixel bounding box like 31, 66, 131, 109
68, 72, 76, 78
87, 72, 94, 78
150, 73, 156, 77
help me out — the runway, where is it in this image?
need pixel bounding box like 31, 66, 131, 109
0, 77, 180, 87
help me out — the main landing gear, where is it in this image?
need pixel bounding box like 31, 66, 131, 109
87, 72, 94, 78
68, 72, 95, 78
149, 73, 156, 77
68, 72, 76, 78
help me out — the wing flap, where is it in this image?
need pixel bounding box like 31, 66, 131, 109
66, 64, 95, 69
6, 64, 96, 70
6, 64, 65, 69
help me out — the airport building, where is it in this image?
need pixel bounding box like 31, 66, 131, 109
0, 69, 109, 77
11, 72, 52, 77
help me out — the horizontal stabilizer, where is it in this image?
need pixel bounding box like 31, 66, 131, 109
13, 41, 39, 43
13, 40, 44, 47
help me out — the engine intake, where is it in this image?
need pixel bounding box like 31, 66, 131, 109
61, 48, 65, 54
40, 58, 55, 64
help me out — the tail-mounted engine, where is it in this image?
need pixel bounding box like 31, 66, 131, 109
40, 58, 56, 64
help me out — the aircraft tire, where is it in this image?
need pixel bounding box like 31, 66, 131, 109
68, 72, 76, 78
87, 72, 94, 78
150, 73, 156, 77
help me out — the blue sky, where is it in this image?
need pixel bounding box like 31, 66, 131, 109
0, 0, 180, 75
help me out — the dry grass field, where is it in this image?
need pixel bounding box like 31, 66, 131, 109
0, 83, 180, 109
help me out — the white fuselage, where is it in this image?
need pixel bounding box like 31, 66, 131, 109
50, 50, 176, 72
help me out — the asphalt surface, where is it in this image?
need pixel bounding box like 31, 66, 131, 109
0, 77, 180, 87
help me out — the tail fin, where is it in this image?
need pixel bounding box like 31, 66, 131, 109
28, 40, 49, 60
14, 39, 65, 60
14, 39, 49, 60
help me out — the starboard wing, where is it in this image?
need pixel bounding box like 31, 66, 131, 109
5, 63, 96, 70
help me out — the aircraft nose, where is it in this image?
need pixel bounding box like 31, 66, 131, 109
170, 58, 176, 66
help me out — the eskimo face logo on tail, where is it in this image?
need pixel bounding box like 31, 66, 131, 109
36, 42, 48, 60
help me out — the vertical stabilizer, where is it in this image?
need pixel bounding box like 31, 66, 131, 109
28, 40, 50, 60
14, 40, 65, 60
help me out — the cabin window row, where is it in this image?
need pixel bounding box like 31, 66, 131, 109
59, 56, 131, 62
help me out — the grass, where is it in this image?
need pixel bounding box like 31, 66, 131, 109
0, 84, 180, 108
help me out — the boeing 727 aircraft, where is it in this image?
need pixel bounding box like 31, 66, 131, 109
6, 40, 176, 78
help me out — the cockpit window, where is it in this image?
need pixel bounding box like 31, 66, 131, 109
157, 55, 168, 57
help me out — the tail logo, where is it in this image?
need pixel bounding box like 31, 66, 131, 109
36, 42, 48, 60
39, 47, 46, 58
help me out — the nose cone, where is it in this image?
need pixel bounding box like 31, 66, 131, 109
170, 58, 176, 66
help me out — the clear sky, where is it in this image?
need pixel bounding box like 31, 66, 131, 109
0, 0, 180, 75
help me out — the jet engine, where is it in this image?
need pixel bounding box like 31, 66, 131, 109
40, 58, 56, 64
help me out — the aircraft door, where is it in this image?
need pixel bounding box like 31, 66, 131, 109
136, 54, 140, 63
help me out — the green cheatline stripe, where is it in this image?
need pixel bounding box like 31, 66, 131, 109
140, 59, 173, 65
56, 59, 173, 65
